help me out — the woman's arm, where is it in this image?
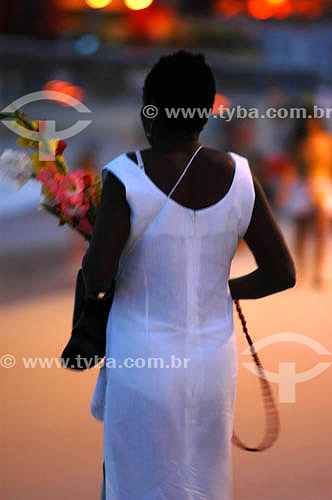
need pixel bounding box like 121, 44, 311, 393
81, 171, 131, 298
228, 175, 296, 300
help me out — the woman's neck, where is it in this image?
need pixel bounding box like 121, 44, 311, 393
150, 131, 200, 154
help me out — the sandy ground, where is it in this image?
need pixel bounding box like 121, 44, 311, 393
1, 228, 332, 500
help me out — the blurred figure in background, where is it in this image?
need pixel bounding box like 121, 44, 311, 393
278, 113, 332, 287
255, 153, 291, 209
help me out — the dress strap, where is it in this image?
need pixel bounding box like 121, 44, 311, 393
135, 150, 144, 171
167, 145, 203, 199
115, 145, 203, 279
135, 145, 203, 198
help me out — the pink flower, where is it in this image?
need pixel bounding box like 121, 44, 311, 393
57, 170, 86, 205
61, 198, 90, 218
36, 166, 62, 195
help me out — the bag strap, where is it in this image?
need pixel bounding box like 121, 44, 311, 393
232, 300, 280, 452
117, 145, 203, 277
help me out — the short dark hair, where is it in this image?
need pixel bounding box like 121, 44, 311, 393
143, 50, 216, 134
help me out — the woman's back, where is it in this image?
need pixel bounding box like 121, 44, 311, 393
110, 149, 254, 332
128, 147, 235, 210
91, 148, 255, 499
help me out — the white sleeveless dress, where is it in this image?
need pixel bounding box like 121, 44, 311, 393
90, 150, 255, 500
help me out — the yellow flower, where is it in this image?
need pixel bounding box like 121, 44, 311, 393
41, 184, 56, 199
45, 139, 57, 158
29, 152, 68, 176
41, 139, 67, 160
16, 136, 38, 149
30, 152, 55, 175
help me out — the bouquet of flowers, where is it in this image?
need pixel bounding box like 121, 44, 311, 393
0, 109, 102, 241
0, 108, 112, 370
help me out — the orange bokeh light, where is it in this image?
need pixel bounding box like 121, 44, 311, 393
43, 81, 84, 107
247, 0, 274, 19
274, 0, 292, 18
85, 0, 112, 8
58, 0, 85, 10
124, 0, 154, 11
126, 4, 173, 41
248, 0, 294, 19
248, 0, 325, 19
266, 0, 286, 5
294, 0, 323, 19
212, 94, 230, 115
215, 0, 243, 17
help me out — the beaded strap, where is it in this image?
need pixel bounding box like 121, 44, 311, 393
232, 299, 280, 452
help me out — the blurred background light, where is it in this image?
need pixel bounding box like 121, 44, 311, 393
125, 4, 174, 42
212, 93, 230, 115
85, 0, 112, 8
273, 0, 292, 19
248, 0, 274, 19
267, 0, 287, 5
124, 0, 154, 11
43, 80, 84, 106
215, 0, 244, 17
246, 0, 325, 20
58, 0, 85, 10
294, 0, 323, 19
75, 34, 100, 55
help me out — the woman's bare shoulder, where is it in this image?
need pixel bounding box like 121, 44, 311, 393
201, 147, 235, 169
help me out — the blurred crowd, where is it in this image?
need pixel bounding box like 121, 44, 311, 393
223, 105, 332, 289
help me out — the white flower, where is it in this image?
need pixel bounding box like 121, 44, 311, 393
37, 194, 59, 211
0, 149, 34, 189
